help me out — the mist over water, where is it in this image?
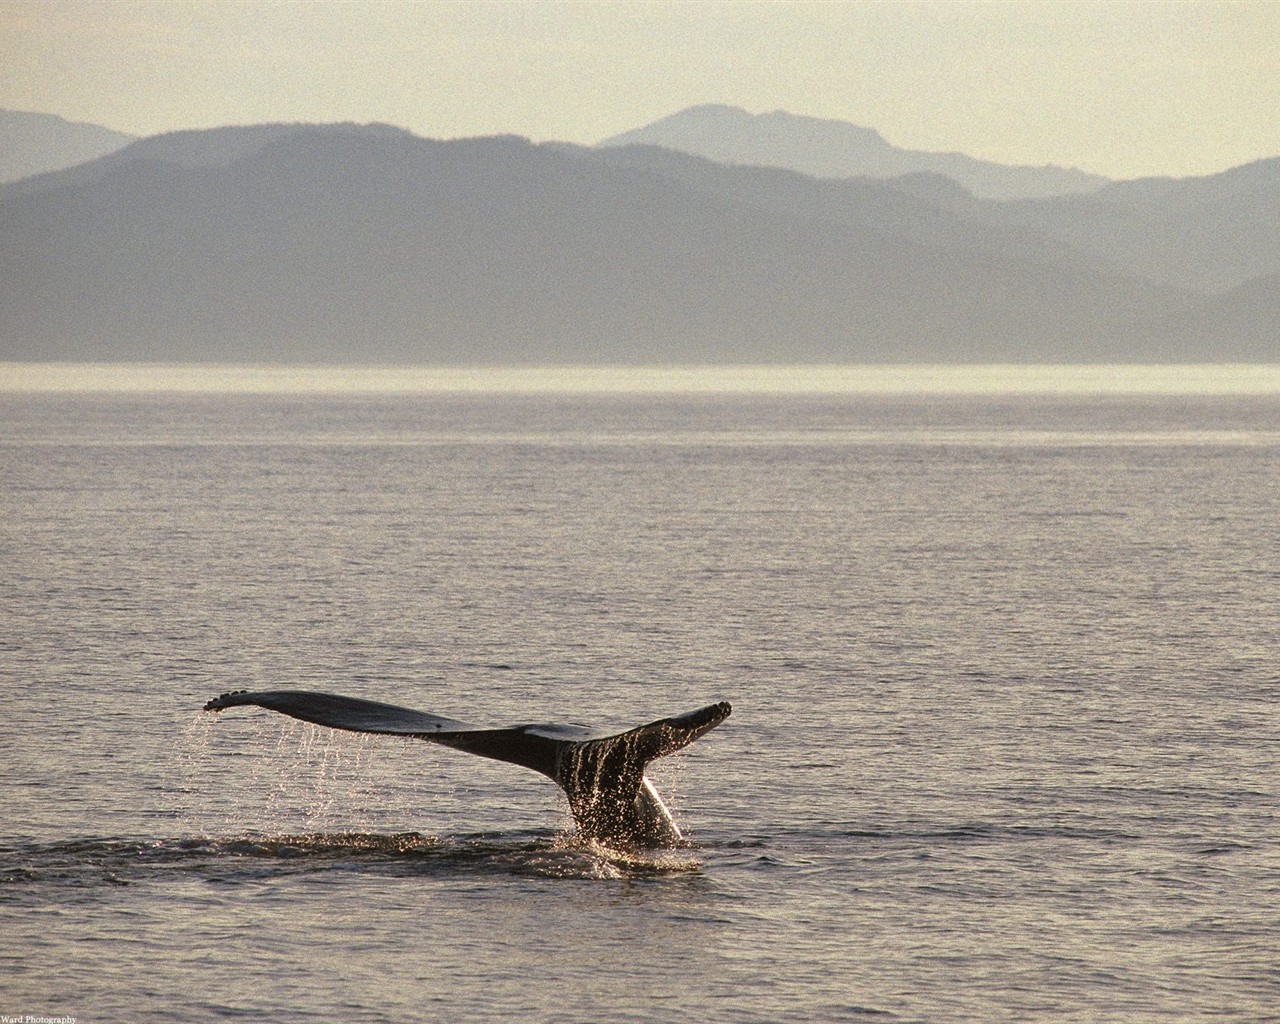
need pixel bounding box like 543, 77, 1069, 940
2, 372, 1277, 1022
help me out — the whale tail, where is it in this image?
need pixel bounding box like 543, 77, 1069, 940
203, 690, 731, 848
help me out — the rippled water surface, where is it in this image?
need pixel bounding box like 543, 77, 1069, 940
2, 385, 1278, 1022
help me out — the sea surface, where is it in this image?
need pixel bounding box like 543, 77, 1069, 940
2, 368, 1278, 1023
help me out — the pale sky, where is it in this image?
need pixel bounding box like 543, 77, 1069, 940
2, 0, 1277, 180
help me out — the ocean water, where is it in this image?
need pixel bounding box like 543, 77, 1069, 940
2, 375, 1278, 1022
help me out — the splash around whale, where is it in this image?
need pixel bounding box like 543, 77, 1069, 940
203, 690, 732, 849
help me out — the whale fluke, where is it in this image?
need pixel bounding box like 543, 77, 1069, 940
203, 690, 731, 848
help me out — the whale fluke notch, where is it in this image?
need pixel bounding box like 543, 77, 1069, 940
203, 689, 731, 848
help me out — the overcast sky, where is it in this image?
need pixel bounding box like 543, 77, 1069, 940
2, 0, 1277, 180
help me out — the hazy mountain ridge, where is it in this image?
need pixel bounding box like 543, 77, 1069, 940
596, 105, 1280, 294
570, 143, 1166, 289
984, 156, 1280, 292
583, 131, 1280, 298
598, 105, 1110, 200
0, 121, 412, 202
0, 109, 137, 185
0, 121, 1274, 363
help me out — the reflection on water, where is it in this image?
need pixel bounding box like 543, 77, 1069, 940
0, 832, 701, 890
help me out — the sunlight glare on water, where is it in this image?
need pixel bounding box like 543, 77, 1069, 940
4, 360, 1280, 394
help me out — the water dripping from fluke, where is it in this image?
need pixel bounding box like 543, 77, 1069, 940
200, 688, 732, 851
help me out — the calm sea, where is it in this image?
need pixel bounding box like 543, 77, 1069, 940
2, 366, 1278, 1023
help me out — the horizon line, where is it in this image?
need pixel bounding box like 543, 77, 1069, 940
3, 363, 1280, 396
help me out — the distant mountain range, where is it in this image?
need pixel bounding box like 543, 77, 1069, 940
0, 109, 136, 185
0, 115, 1276, 364
599, 105, 1109, 200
